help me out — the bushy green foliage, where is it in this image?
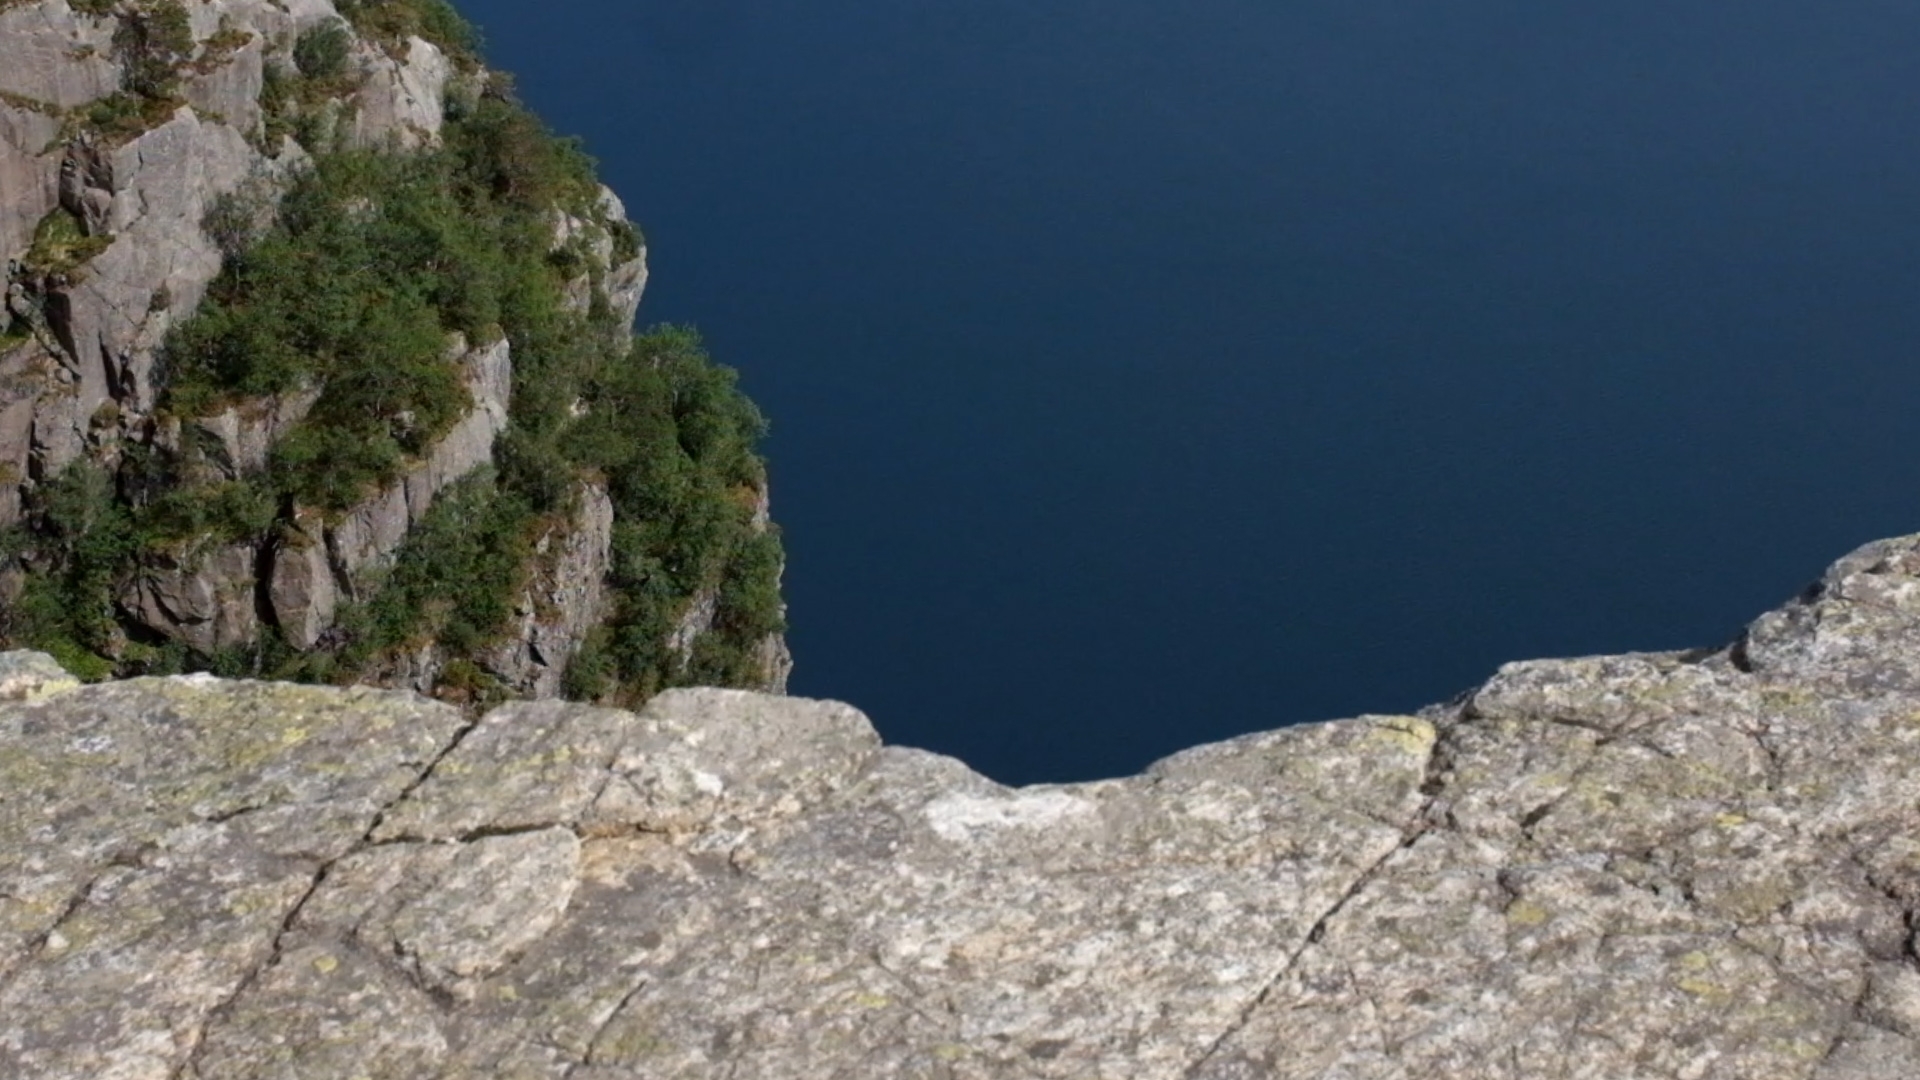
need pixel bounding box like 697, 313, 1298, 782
572, 327, 785, 697
2, 8, 784, 702
335, 0, 480, 66
165, 150, 504, 506
351, 470, 534, 661
23, 208, 111, 277
292, 22, 354, 81
0, 464, 134, 677
260, 20, 368, 152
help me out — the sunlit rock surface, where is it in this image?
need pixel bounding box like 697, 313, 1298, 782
6, 533, 1920, 1077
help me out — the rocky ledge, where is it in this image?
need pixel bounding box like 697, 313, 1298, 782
9, 532, 1920, 1079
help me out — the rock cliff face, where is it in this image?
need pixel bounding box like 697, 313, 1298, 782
0, 0, 788, 699
7, 531, 1920, 1078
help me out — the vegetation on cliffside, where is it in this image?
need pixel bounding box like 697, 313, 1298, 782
0, 0, 784, 702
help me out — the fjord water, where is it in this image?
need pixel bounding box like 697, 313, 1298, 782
458, 0, 1920, 784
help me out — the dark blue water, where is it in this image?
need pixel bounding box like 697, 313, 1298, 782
457, 0, 1920, 784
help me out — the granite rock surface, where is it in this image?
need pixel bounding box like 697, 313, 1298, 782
7, 533, 1920, 1078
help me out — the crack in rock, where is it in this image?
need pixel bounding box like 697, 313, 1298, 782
169, 710, 484, 1079
1180, 722, 1456, 1079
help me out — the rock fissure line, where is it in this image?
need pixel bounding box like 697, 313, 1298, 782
0, 864, 115, 995
563, 972, 655, 1077
864, 950, 960, 1036
362, 713, 487, 840
168, 852, 333, 1080
1179, 827, 1427, 1079
201, 802, 267, 825
1513, 739, 1612, 843
170, 712, 484, 1079
1817, 977, 1880, 1072
1179, 723, 1456, 1079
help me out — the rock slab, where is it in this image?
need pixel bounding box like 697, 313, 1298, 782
14, 534, 1920, 1078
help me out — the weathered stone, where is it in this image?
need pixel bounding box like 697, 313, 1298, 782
266, 511, 335, 651
122, 540, 260, 654
193, 384, 321, 480
0, 675, 464, 1080
484, 481, 614, 698
0, 2, 119, 111
552, 186, 648, 329
0, 649, 76, 702
666, 583, 718, 670
753, 629, 794, 694
322, 480, 408, 602
324, 336, 511, 599
179, 26, 267, 140
597, 186, 647, 332
17, 531, 1920, 1077
349, 35, 452, 150
0, 103, 60, 265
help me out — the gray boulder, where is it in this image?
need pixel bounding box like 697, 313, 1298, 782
553, 186, 649, 330
599, 187, 649, 332
11, 531, 1920, 1077
266, 510, 335, 651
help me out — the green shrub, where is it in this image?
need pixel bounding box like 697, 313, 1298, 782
293, 23, 354, 81
608, 218, 643, 264
4, 463, 138, 675
114, 0, 193, 100
23, 208, 111, 276
336, 470, 536, 668
335, 0, 480, 66
5, 12, 783, 701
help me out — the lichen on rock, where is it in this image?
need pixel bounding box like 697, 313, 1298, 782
8, 531, 1920, 1076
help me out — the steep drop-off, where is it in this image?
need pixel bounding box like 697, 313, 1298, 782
0, 0, 788, 702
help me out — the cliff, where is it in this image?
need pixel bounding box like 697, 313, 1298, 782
7, 530, 1920, 1078
0, 0, 788, 701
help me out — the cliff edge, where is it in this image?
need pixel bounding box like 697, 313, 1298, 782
7, 530, 1920, 1078
0, 0, 788, 702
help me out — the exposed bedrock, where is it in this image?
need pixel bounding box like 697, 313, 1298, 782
9, 533, 1920, 1077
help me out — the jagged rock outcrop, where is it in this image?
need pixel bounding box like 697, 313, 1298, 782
347, 33, 451, 150
322, 335, 511, 600
0, 0, 341, 496
9, 532, 1920, 1078
174, 384, 322, 482
482, 481, 615, 698
0, 0, 773, 699
121, 538, 258, 654
555, 187, 648, 328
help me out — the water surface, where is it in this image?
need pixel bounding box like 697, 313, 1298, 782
458, 0, 1920, 783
